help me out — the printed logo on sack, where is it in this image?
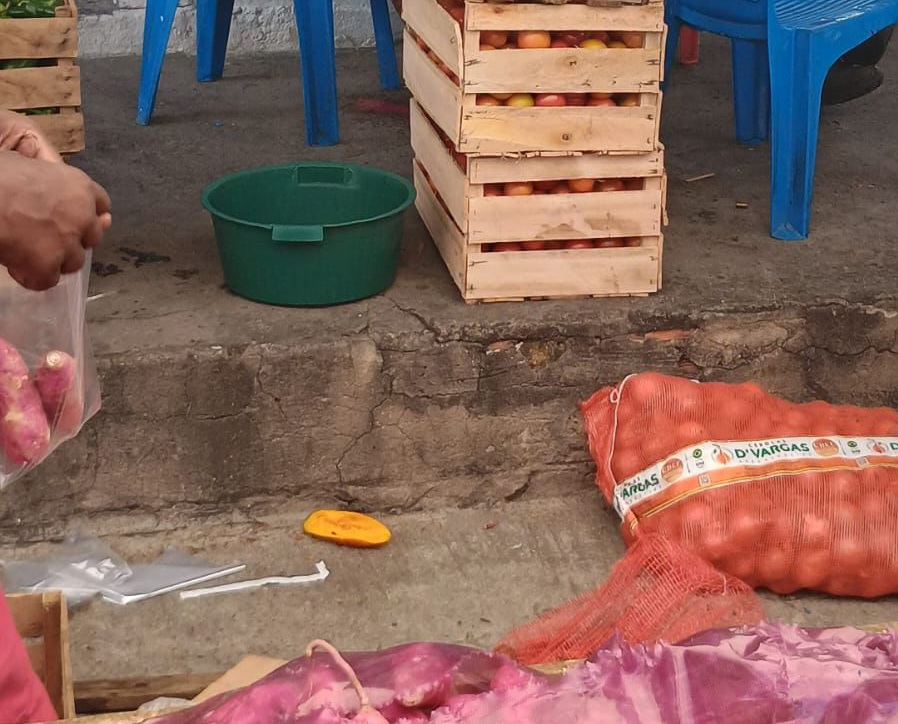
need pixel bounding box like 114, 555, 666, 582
712, 445, 732, 465
661, 458, 684, 483
869, 440, 887, 454
812, 438, 839, 457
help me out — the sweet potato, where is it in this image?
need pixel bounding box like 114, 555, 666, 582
0, 338, 50, 466
34, 350, 83, 437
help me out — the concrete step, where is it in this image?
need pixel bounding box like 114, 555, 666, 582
3, 47, 898, 538
3, 497, 896, 681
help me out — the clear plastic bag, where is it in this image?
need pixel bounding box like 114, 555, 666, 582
0, 255, 100, 488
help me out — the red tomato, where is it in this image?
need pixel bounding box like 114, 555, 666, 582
517, 31, 552, 49
564, 239, 596, 250
476, 95, 503, 107
504, 181, 534, 196
483, 183, 504, 197
597, 178, 626, 192
589, 31, 611, 43
568, 178, 595, 193
534, 93, 567, 107
617, 31, 645, 48
480, 43, 497, 51
555, 31, 585, 46
550, 39, 570, 49
623, 178, 644, 191
481, 31, 508, 48
481, 243, 495, 253
494, 241, 522, 252
623, 237, 642, 247
565, 93, 587, 106
447, 5, 465, 23
543, 240, 565, 250
521, 240, 548, 251
588, 97, 617, 107
594, 238, 625, 248
533, 180, 557, 192
549, 182, 571, 194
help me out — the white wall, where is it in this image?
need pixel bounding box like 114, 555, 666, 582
78, 0, 400, 58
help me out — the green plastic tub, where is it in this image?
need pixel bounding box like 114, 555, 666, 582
202, 163, 416, 306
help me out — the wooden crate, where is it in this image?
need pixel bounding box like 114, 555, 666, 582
410, 99, 665, 245
401, 0, 664, 154
0, 0, 84, 154
9, 590, 76, 719
414, 161, 663, 303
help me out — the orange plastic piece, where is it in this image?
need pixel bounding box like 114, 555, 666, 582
303, 510, 392, 548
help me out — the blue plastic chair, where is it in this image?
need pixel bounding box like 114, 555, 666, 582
664, 0, 898, 240
137, 0, 401, 146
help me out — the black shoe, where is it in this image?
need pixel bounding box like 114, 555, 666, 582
822, 64, 884, 105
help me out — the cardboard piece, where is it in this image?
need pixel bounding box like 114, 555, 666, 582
192, 655, 287, 703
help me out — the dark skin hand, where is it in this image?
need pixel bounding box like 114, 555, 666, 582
0, 110, 112, 291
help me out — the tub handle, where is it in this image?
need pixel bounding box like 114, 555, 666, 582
271, 225, 325, 243
292, 165, 358, 187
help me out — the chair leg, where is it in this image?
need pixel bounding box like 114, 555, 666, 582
197, 0, 235, 82
369, 0, 400, 89
136, 0, 180, 125
662, 14, 681, 90
730, 38, 770, 144
768, 33, 826, 240
294, 0, 340, 146
678, 26, 700, 65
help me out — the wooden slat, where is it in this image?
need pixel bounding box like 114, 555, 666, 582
414, 163, 468, 296
403, 30, 462, 144
469, 149, 664, 185
0, 64, 80, 110
410, 101, 469, 232
0, 14, 77, 60
30, 111, 84, 154
402, 0, 462, 76
465, 1, 663, 33
468, 188, 662, 243
464, 47, 661, 94
59, 597, 75, 718
467, 245, 660, 300
75, 673, 222, 715
26, 641, 46, 679
460, 102, 658, 154
8, 592, 46, 638
42, 595, 65, 719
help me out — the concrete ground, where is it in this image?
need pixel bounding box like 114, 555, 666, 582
4, 36, 898, 686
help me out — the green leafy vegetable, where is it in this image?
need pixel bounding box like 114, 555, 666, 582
0, 0, 62, 19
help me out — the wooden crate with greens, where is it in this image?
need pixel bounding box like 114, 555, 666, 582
0, 0, 84, 154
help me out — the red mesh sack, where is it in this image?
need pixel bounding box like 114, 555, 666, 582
580, 372, 898, 599
494, 534, 763, 665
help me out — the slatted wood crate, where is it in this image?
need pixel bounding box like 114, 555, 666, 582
412, 102, 665, 302
411, 99, 665, 245
0, 0, 84, 154
401, 0, 664, 154
9, 590, 76, 719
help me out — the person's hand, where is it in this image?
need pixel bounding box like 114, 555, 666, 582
0, 110, 63, 163
0, 151, 112, 291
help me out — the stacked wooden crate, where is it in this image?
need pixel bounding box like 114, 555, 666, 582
0, 0, 84, 154
402, 0, 667, 302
